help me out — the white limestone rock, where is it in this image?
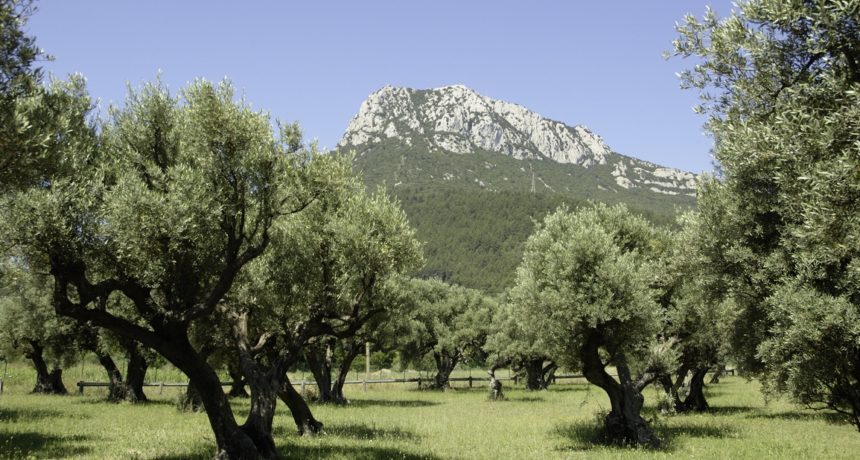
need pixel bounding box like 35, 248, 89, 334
340, 84, 696, 196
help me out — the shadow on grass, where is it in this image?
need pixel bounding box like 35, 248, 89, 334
0, 406, 65, 422
280, 443, 440, 460
547, 384, 589, 393
505, 395, 547, 403
0, 430, 94, 458
273, 421, 420, 441
554, 416, 738, 453
151, 445, 213, 460
325, 422, 420, 441
707, 405, 758, 416
345, 399, 440, 408
748, 410, 849, 425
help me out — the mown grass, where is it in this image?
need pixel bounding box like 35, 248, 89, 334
1, 363, 859, 459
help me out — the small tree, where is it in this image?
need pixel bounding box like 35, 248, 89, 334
485, 298, 557, 391
398, 278, 493, 390
230, 165, 422, 434
0, 261, 75, 394
512, 203, 664, 446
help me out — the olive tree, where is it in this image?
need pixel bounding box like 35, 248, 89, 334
2, 78, 318, 459
0, 261, 75, 394
484, 298, 557, 391
229, 167, 421, 434
675, 1, 860, 429
511, 203, 664, 447
397, 278, 494, 390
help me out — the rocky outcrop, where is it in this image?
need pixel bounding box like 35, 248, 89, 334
340, 84, 697, 197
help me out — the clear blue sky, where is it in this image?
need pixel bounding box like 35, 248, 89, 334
28, 1, 735, 173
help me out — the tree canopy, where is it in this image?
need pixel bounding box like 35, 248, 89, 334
676, 0, 860, 429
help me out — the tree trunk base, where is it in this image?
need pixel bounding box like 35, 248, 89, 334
603, 411, 661, 448
33, 368, 68, 395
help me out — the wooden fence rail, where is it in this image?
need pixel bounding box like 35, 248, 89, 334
74, 369, 734, 395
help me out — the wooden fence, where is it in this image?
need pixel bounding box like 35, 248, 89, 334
74, 369, 735, 395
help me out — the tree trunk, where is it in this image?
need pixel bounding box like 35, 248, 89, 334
487, 368, 504, 400
27, 342, 67, 395
542, 361, 558, 387
674, 362, 690, 392
709, 365, 725, 384
432, 352, 458, 389
238, 357, 280, 459
330, 342, 361, 405
657, 373, 684, 413
179, 355, 261, 459
227, 358, 249, 398
682, 367, 710, 412
304, 344, 334, 403
123, 342, 148, 403
523, 358, 547, 390
279, 375, 324, 436
580, 331, 659, 447
96, 351, 126, 401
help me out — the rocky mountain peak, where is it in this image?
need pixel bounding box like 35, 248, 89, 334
340, 85, 696, 197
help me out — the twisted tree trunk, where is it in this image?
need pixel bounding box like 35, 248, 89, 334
487, 367, 504, 400
237, 356, 280, 459
330, 342, 361, 404
227, 358, 249, 398
96, 351, 126, 401
682, 367, 710, 412
27, 342, 67, 395
523, 359, 547, 390
304, 344, 335, 403
543, 361, 558, 386
432, 352, 458, 389
123, 341, 148, 403
179, 356, 261, 459
580, 331, 659, 447
279, 375, 324, 436
657, 373, 684, 413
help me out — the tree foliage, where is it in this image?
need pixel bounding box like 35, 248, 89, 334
511, 202, 665, 446
676, 0, 860, 429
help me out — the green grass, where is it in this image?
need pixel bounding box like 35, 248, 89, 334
1, 363, 859, 459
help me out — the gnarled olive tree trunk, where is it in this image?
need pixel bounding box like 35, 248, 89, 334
331, 342, 361, 404
26, 342, 67, 395
487, 367, 504, 400
522, 359, 557, 390
95, 351, 127, 401
173, 348, 261, 459
123, 341, 149, 403
304, 344, 335, 403
236, 356, 281, 459
227, 358, 249, 398
279, 374, 324, 436
580, 331, 659, 447
681, 367, 710, 412
432, 351, 458, 389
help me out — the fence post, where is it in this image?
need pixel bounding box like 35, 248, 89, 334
77, 381, 84, 395
301, 380, 306, 397
364, 341, 370, 392
159, 382, 164, 395
468, 376, 473, 388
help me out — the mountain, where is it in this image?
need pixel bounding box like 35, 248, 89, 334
337, 85, 697, 292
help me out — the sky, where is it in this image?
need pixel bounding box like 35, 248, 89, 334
28, 1, 736, 173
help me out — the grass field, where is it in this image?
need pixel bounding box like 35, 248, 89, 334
1, 363, 859, 459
